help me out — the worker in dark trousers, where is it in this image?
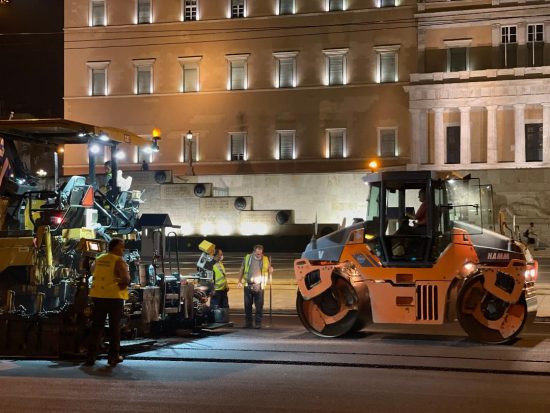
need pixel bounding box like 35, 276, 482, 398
85, 238, 130, 367
211, 247, 229, 309
237, 245, 273, 329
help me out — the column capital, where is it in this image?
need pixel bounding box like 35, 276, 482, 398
459, 106, 471, 113
514, 103, 526, 110
433, 107, 445, 114
486, 105, 498, 111
409, 108, 421, 114
541, 103, 550, 108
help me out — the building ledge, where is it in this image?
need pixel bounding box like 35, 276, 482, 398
410, 66, 550, 84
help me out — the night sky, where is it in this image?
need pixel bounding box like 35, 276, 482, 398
0, 0, 64, 118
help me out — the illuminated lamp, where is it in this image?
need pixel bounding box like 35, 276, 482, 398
368, 159, 379, 172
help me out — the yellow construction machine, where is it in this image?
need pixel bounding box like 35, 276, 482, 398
0, 119, 152, 356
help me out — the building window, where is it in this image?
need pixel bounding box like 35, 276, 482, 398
178, 56, 201, 92
273, 52, 297, 88
278, 0, 294, 15
231, 0, 245, 18
278, 131, 295, 160
379, 0, 395, 7
446, 126, 460, 164
137, 0, 151, 24
230, 133, 246, 161
374, 45, 399, 83
87, 61, 109, 96
184, 0, 198, 21
323, 49, 348, 86
527, 24, 544, 67
226, 54, 249, 90
327, 0, 344, 11
327, 129, 345, 159
90, 0, 106, 26
92, 69, 106, 96
444, 39, 471, 72
525, 123, 542, 162
448, 48, 468, 72
501, 26, 517, 68
378, 128, 397, 157
133, 59, 154, 94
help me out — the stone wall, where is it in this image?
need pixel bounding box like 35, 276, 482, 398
127, 168, 550, 244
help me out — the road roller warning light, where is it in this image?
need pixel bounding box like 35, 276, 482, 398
294, 170, 538, 344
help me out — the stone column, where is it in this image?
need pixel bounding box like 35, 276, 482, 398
434, 108, 445, 166
409, 109, 420, 166
543, 103, 550, 163
514, 104, 526, 163
459, 106, 471, 165
486, 105, 498, 164
419, 110, 428, 164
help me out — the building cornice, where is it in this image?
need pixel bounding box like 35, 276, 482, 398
64, 6, 417, 33
64, 80, 411, 100
416, 4, 550, 27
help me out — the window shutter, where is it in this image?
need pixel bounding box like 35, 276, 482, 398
184, 66, 198, 92
329, 130, 344, 158
231, 61, 245, 90
138, 0, 150, 23
329, 0, 344, 11
279, 0, 294, 14
449, 48, 467, 72
137, 67, 151, 94
279, 58, 294, 88
92, 1, 105, 26
329, 55, 344, 85
380, 129, 396, 157
380, 52, 396, 83
92, 69, 106, 96
279, 132, 294, 160
231, 133, 245, 160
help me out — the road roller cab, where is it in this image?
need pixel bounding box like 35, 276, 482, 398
295, 171, 538, 344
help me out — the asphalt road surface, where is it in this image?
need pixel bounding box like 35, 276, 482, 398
1, 316, 550, 413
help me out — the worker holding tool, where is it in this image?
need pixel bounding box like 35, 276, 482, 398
237, 244, 273, 329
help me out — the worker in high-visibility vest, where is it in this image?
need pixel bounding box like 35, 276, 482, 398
211, 247, 229, 309
85, 238, 130, 367
237, 244, 273, 329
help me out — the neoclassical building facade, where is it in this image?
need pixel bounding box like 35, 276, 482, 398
62, 0, 550, 232
407, 0, 550, 171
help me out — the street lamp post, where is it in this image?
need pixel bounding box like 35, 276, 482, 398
186, 130, 194, 176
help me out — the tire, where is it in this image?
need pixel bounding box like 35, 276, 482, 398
456, 274, 528, 344
296, 276, 360, 338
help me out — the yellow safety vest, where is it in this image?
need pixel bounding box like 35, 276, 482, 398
90, 253, 129, 300
243, 254, 269, 284
213, 261, 228, 291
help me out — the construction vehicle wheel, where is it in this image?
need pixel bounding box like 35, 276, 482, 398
456, 274, 528, 344
296, 276, 360, 338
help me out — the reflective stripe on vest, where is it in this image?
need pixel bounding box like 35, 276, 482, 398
90, 253, 129, 300
213, 262, 227, 291
243, 254, 269, 284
